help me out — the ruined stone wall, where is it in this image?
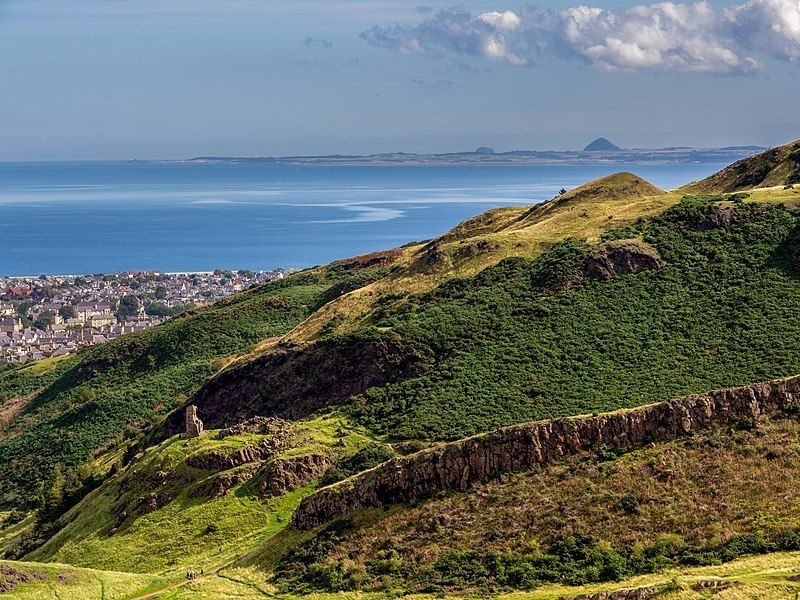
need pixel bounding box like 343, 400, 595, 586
292, 376, 800, 530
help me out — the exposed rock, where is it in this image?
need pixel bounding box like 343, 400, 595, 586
257, 455, 329, 498
191, 464, 260, 499
0, 563, 47, 593
186, 426, 295, 471
217, 416, 292, 439
584, 242, 665, 281
188, 438, 283, 471
185, 405, 204, 438
292, 376, 800, 530
562, 586, 659, 600
164, 332, 431, 435
414, 242, 452, 273
692, 579, 733, 592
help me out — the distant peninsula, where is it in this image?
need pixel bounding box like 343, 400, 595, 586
176, 141, 767, 167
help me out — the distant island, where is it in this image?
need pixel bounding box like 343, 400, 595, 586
177, 139, 767, 166
584, 137, 621, 151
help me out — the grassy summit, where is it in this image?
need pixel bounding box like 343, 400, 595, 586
684, 138, 800, 193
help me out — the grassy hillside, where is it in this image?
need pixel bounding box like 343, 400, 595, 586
0, 559, 162, 598
0, 256, 396, 505
684, 139, 800, 193
16, 414, 382, 576
261, 413, 800, 594
187, 192, 800, 441
282, 172, 682, 344
158, 552, 800, 599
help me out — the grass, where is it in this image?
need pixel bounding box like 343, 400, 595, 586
683, 139, 800, 193
0, 559, 163, 599
19, 414, 374, 577
135, 552, 800, 599
266, 415, 800, 593
284, 174, 684, 344
0, 261, 393, 505
332, 198, 800, 440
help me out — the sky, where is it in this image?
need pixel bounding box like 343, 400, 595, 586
0, 0, 799, 160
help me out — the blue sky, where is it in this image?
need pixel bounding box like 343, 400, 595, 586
1, 0, 798, 160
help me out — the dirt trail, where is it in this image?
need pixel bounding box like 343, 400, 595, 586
131, 562, 231, 600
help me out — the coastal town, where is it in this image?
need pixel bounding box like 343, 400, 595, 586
0, 268, 290, 365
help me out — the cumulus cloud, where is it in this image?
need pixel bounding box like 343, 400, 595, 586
361, 0, 800, 74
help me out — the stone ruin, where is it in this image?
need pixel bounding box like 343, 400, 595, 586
185, 405, 204, 438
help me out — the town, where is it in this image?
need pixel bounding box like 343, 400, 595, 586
0, 268, 291, 365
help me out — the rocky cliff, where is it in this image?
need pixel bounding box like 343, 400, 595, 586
163, 331, 432, 436
292, 375, 800, 529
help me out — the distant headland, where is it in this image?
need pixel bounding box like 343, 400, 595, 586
175, 139, 767, 167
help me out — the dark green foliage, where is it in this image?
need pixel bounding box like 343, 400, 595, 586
786, 147, 800, 186
342, 201, 800, 440
33, 310, 55, 330
58, 305, 77, 320
320, 443, 396, 486
0, 265, 390, 505
276, 520, 800, 593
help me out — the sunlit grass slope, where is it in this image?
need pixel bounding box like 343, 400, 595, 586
255, 414, 800, 594
0, 258, 395, 503
0, 559, 163, 599
21, 415, 374, 576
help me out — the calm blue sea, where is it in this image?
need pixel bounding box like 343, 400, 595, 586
0, 161, 723, 276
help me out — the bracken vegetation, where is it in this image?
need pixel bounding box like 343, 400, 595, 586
339, 198, 800, 439
273, 415, 800, 593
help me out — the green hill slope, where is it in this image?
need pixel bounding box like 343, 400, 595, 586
255, 412, 800, 594
17, 414, 382, 575
0, 256, 396, 505
0, 559, 162, 598
185, 193, 800, 441
684, 139, 800, 193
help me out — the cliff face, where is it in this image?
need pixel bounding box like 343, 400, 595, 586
163, 331, 432, 436
292, 376, 800, 530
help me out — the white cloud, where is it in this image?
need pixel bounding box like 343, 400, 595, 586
362, 0, 800, 74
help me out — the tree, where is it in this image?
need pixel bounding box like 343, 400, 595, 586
154, 285, 168, 300
16, 300, 34, 318
59, 305, 77, 320
34, 310, 55, 330
38, 465, 64, 522
116, 295, 140, 322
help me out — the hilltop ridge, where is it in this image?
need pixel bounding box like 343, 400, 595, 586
684, 138, 800, 193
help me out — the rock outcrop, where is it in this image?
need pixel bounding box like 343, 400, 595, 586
163, 332, 431, 436
217, 416, 292, 439
186, 424, 294, 471
584, 242, 665, 281
292, 375, 800, 530
562, 586, 659, 600
185, 405, 204, 438
191, 465, 260, 499
257, 454, 329, 498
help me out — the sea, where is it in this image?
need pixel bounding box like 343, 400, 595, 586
0, 161, 726, 276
